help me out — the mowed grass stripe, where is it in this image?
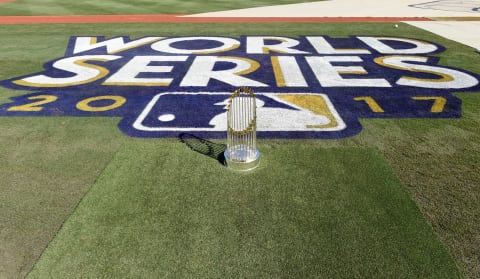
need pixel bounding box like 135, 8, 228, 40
27, 142, 461, 278
0, 0, 323, 16
0, 117, 124, 278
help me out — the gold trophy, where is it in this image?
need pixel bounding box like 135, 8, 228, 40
224, 87, 261, 171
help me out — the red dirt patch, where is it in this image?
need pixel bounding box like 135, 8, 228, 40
0, 14, 431, 24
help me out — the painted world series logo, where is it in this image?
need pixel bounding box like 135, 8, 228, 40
0, 35, 479, 138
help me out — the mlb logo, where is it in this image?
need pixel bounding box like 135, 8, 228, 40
127, 92, 346, 138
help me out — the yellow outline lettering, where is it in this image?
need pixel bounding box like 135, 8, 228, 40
76, 95, 126, 112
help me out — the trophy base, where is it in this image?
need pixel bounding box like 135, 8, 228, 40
224, 145, 261, 171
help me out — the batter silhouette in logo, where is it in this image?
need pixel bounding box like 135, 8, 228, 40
209, 95, 334, 131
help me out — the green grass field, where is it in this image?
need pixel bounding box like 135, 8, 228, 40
1, 1, 480, 278
26, 143, 461, 278
0, 0, 321, 15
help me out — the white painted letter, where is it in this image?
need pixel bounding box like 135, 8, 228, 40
307, 36, 370, 54
375, 55, 479, 88
151, 37, 240, 54
271, 56, 308, 87
246, 36, 309, 54
103, 55, 188, 86
306, 56, 391, 87
13, 55, 121, 87
357, 36, 438, 54
180, 56, 267, 87
72, 36, 162, 54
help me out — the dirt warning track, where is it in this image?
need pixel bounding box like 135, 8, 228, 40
0, 14, 431, 24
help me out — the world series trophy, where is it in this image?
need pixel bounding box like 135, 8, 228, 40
224, 87, 261, 171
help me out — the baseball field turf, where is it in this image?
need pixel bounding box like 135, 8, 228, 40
0, 1, 479, 278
